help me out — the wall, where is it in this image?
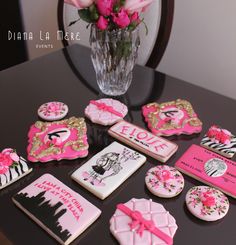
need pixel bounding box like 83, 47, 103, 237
158, 0, 236, 99
20, 0, 62, 59
20, 0, 236, 99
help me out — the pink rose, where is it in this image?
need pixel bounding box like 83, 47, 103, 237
112, 8, 130, 28
96, 0, 113, 16
96, 16, 109, 30
130, 12, 139, 22
0, 163, 9, 175
201, 193, 216, 207
124, 0, 153, 14
64, 0, 94, 9
2, 148, 20, 162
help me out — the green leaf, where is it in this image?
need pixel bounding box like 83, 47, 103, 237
78, 9, 93, 23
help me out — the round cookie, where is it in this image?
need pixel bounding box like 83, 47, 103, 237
145, 165, 184, 198
110, 198, 178, 245
38, 101, 68, 121
85, 98, 128, 126
186, 186, 229, 221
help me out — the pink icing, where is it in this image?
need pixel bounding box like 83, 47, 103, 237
142, 99, 202, 136
85, 98, 128, 126
207, 125, 232, 145
201, 192, 216, 207
186, 186, 229, 221
27, 117, 89, 162
110, 198, 178, 245
108, 121, 178, 162
117, 203, 173, 244
175, 144, 236, 198
0, 148, 20, 174
145, 166, 184, 198
38, 102, 68, 121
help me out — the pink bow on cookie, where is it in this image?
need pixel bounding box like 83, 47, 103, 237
90, 100, 123, 117
117, 203, 173, 245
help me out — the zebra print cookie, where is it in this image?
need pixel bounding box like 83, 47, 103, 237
175, 144, 236, 198
0, 148, 32, 190
201, 125, 236, 158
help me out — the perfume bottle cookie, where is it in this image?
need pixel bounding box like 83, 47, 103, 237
0, 148, 32, 190
186, 186, 229, 221
27, 117, 89, 162
110, 198, 178, 245
145, 165, 184, 198
38, 101, 68, 121
71, 142, 146, 200
201, 125, 236, 158
142, 99, 202, 136
85, 98, 128, 126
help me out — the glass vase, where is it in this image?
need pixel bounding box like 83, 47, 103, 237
90, 25, 140, 96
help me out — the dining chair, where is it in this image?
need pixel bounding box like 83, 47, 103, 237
57, 0, 174, 69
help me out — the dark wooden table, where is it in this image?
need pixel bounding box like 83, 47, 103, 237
0, 44, 236, 245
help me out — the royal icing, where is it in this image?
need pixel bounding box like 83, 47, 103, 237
27, 117, 89, 162
201, 125, 236, 158
85, 98, 128, 126
38, 101, 68, 121
0, 148, 32, 190
175, 144, 236, 198
71, 142, 146, 200
108, 121, 178, 162
145, 166, 184, 198
142, 99, 202, 136
110, 198, 178, 245
186, 186, 229, 221
13, 174, 101, 244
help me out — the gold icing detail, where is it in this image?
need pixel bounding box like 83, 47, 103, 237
29, 117, 88, 160
145, 99, 202, 132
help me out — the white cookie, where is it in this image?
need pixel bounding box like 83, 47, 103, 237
38, 101, 68, 121
85, 98, 128, 126
186, 186, 229, 221
145, 165, 184, 198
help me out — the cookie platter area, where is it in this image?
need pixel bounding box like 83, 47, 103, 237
0, 44, 236, 245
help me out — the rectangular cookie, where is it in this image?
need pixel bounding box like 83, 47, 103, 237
200, 125, 236, 158
175, 144, 236, 198
71, 141, 146, 200
108, 121, 178, 162
12, 174, 101, 245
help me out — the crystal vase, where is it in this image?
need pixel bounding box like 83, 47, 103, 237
90, 25, 140, 96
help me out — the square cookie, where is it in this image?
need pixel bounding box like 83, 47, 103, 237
71, 142, 146, 200
142, 99, 202, 136
27, 117, 89, 162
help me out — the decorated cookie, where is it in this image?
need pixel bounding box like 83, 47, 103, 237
0, 148, 32, 190
142, 99, 202, 136
27, 117, 89, 162
71, 142, 146, 200
38, 101, 68, 121
110, 198, 178, 245
201, 125, 236, 158
145, 166, 184, 198
108, 121, 178, 163
186, 186, 229, 221
85, 98, 128, 126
